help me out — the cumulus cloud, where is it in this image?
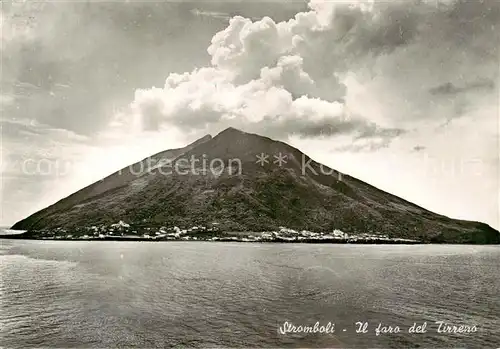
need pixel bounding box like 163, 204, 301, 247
122, 0, 498, 148
129, 63, 398, 141
123, 0, 416, 144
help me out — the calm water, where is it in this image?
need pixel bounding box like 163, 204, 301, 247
1, 239, 499, 348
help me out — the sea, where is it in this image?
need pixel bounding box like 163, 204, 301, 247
1, 233, 499, 348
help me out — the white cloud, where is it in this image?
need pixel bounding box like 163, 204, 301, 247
123, 0, 416, 143
124, 0, 499, 144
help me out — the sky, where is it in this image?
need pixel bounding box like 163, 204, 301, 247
1, 0, 499, 229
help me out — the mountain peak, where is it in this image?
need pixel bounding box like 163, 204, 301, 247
217, 127, 246, 137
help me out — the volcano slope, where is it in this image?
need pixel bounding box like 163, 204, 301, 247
12, 127, 500, 244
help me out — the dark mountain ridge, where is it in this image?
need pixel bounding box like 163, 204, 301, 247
11, 128, 499, 244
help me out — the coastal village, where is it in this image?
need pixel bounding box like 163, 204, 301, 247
26, 220, 420, 244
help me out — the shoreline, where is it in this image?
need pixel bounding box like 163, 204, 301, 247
0, 232, 422, 244
2, 236, 498, 245
1, 235, 498, 245
0, 233, 443, 244
4, 224, 497, 244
